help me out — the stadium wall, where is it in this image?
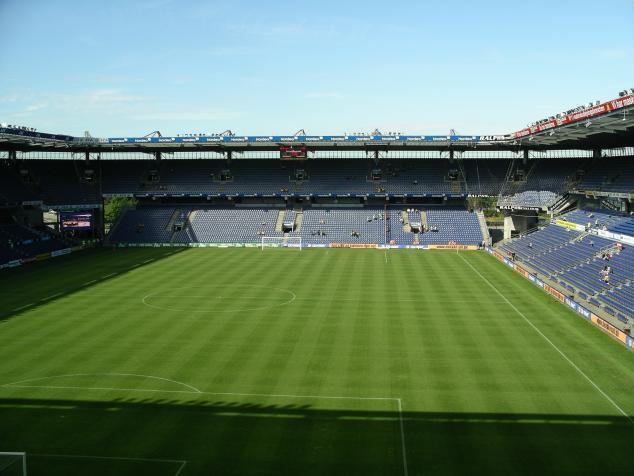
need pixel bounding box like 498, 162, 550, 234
0, 247, 74, 270
486, 248, 633, 351
114, 242, 481, 250
0, 242, 100, 270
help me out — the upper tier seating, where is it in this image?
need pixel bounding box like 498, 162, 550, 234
575, 157, 634, 193
2, 156, 628, 205
497, 190, 560, 209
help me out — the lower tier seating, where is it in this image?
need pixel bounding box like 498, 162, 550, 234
498, 224, 633, 324
108, 206, 484, 247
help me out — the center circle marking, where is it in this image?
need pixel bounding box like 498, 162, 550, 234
141, 284, 296, 313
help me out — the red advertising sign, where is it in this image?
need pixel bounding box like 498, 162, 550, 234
512, 94, 634, 139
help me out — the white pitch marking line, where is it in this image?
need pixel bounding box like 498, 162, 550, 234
3, 382, 406, 475
293, 297, 507, 304
3, 373, 202, 394
459, 253, 633, 424
3, 384, 202, 395
33, 453, 187, 476
198, 390, 399, 402
102, 272, 116, 278
40, 292, 63, 301
141, 285, 297, 314
12, 303, 34, 312
1, 383, 398, 402
83, 279, 97, 285
397, 398, 409, 476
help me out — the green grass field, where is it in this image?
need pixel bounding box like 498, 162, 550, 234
0, 248, 633, 475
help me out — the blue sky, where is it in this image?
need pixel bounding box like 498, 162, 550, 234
0, 0, 632, 137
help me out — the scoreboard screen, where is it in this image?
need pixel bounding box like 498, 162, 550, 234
60, 212, 92, 230
280, 146, 307, 160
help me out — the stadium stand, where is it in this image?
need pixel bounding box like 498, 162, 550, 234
420, 208, 483, 245
575, 157, 634, 193
291, 208, 386, 245
499, 224, 633, 323
2, 156, 630, 205
186, 208, 282, 243
107, 205, 484, 246
108, 208, 177, 243
497, 190, 561, 209
560, 209, 634, 237
0, 223, 70, 265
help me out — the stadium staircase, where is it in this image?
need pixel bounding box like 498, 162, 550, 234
420, 211, 428, 230
166, 210, 182, 233
476, 211, 490, 245
170, 211, 195, 243
275, 211, 285, 232
549, 193, 576, 215
571, 231, 590, 243
400, 211, 411, 232
600, 198, 620, 212
294, 211, 303, 232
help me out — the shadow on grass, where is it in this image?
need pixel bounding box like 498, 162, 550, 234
0, 247, 186, 325
0, 395, 632, 475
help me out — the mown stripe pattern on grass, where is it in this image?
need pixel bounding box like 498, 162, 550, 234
0, 248, 633, 475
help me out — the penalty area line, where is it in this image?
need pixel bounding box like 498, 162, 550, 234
5, 383, 408, 476
33, 454, 187, 476
458, 253, 633, 424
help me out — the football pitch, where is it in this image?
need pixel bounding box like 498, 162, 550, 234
0, 248, 633, 475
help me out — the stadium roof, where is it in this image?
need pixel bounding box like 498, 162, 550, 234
1, 93, 632, 153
